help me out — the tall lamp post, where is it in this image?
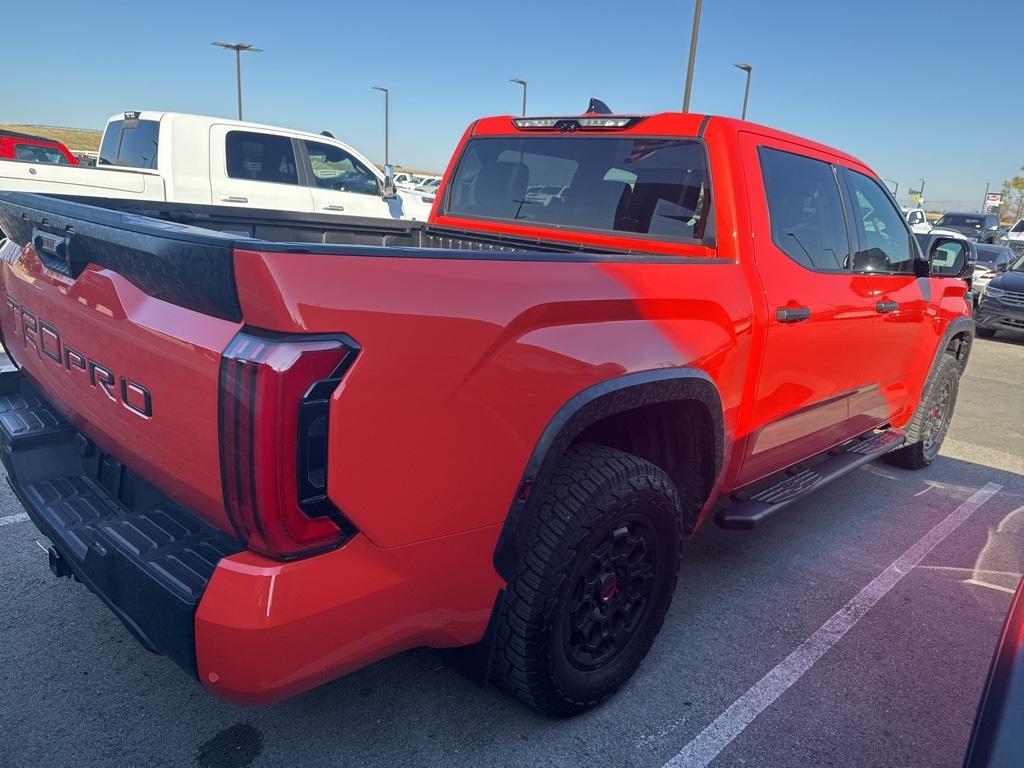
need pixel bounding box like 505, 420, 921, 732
734, 63, 752, 120
884, 178, 899, 197
681, 0, 704, 112
510, 79, 527, 116
372, 86, 390, 167
211, 41, 262, 120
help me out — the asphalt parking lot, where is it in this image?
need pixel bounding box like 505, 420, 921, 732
1, 334, 1022, 768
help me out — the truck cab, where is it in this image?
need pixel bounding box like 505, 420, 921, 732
0, 112, 430, 221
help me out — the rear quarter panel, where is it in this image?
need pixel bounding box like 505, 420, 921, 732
234, 248, 755, 548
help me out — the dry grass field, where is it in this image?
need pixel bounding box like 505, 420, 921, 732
0, 125, 101, 151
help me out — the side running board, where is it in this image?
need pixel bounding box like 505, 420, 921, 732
716, 429, 905, 530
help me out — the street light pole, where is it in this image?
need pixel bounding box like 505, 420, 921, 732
982, 182, 990, 213
884, 178, 899, 198
510, 79, 527, 116
734, 64, 752, 120
372, 86, 389, 167
211, 42, 263, 120
919, 178, 926, 206
681, 0, 704, 112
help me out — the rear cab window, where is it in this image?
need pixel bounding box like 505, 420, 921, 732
99, 118, 160, 169
443, 135, 713, 245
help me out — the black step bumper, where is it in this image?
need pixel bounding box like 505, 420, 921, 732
0, 371, 242, 674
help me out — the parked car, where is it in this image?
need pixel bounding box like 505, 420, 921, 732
975, 250, 1024, 337
0, 129, 79, 165
1000, 218, 1024, 259
0, 110, 974, 717
0, 111, 430, 221
970, 244, 1015, 305
902, 206, 931, 234
932, 211, 1003, 243
963, 578, 1024, 767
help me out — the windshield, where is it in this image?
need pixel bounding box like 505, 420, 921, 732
973, 245, 1007, 265
446, 136, 712, 242
1012, 220, 1024, 233
935, 214, 983, 228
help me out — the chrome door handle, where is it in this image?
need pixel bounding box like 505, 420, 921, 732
322, 204, 346, 211
776, 306, 811, 323
875, 301, 899, 314
220, 196, 248, 203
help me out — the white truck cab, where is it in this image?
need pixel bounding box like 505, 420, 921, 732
1001, 218, 1024, 259
0, 111, 431, 221
902, 206, 931, 234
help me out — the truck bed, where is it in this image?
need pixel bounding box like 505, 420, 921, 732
45, 195, 587, 255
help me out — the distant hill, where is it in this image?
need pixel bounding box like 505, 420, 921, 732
0, 125, 101, 152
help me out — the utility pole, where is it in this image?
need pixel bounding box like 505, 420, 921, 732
211, 42, 263, 120
510, 79, 528, 116
372, 86, 390, 167
681, 0, 704, 112
734, 64, 752, 120
982, 182, 990, 213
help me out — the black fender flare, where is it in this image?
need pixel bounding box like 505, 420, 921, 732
492, 368, 724, 581
929, 315, 975, 380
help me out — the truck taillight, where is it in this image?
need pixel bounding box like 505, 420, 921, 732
219, 331, 359, 559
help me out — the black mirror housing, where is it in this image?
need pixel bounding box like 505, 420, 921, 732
928, 236, 973, 279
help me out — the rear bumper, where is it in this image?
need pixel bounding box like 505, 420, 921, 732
1, 370, 504, 706
0, 372, 242, 673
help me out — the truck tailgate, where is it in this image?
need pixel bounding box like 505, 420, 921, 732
0, 193, 242, 534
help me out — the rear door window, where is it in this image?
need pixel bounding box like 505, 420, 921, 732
225, 131, 299, 185
758, 146, 850, 271
445, 136, 712, 242
98, 119, 160, 169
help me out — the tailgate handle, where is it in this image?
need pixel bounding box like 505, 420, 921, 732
32, 229, 79, 275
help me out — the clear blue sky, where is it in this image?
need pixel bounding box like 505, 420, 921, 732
7, 0, 1021, 210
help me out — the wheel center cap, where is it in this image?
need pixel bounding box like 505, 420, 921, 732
600, 573, 618, 602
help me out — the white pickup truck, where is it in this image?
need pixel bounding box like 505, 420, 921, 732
0, 111, 432, 221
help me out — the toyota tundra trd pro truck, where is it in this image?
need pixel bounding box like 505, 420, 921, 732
0, 110, 975, 717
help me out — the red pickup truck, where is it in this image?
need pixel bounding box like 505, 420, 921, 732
0, 110, 974, 717
0, 128, 79, 165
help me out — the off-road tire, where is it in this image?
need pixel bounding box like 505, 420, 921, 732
975, 327, 997, 339
885, 354, 960, 470
489, 443, 682, 717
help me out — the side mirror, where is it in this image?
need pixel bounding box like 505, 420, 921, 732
996, 262, 1009, 274
929, 237, 973, 279
381, 163, 398, 200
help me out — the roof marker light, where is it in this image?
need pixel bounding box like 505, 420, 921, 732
577, 117, 632, 128
513, 118, 559, 129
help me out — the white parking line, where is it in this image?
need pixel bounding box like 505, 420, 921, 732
0, 512, 28, 527
662, 481, 1003, 768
